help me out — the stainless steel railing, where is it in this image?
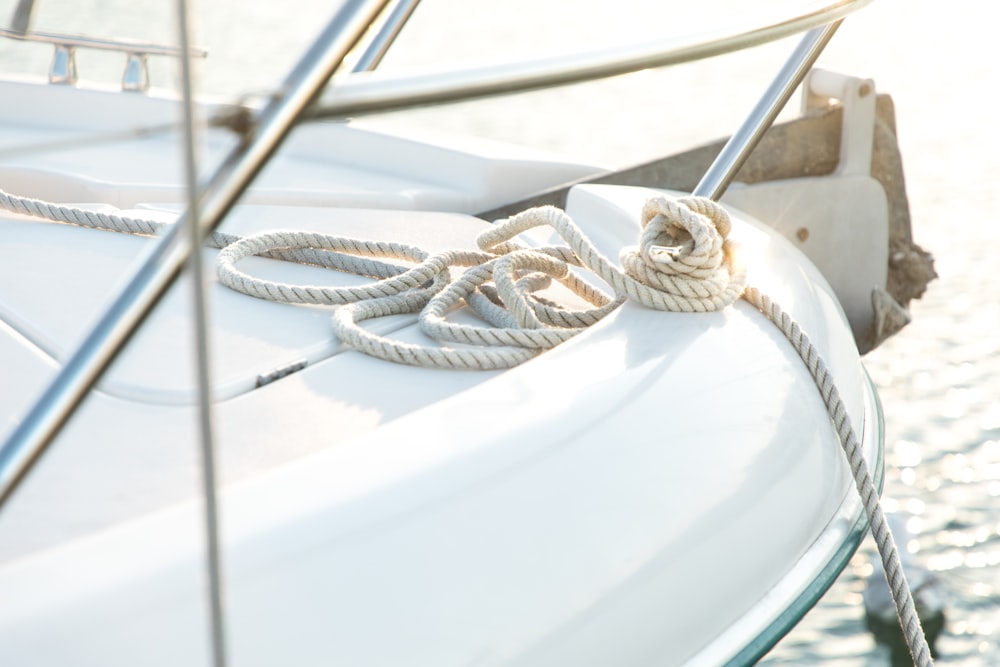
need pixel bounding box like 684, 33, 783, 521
307, 0, 871, 119
1, 11, 207, 91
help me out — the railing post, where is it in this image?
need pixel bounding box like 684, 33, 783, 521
49, 44, 77, 85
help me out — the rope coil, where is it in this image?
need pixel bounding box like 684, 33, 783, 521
213, 196, 746, 369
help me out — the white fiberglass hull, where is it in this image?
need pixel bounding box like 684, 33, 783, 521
0, 81, 881, 666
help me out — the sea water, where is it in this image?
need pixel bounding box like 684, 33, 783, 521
0, 0, 997, 664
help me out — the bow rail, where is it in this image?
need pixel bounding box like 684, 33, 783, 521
0, 25, 207, 91
305, 0, 872, 120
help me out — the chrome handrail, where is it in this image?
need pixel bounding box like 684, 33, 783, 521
307, 0, 872, 119
173, 0, 226, 662
0, 26, 208, 57
349, 0, 423, 74
0, 26, 207, 91
9, 0, 34, 33
693, 21, 842, 200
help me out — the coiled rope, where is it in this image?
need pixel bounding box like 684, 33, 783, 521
216, 196, 744, 369
0, 186, 931, 664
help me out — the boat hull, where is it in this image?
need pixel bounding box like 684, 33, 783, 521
0, 181, 880, 665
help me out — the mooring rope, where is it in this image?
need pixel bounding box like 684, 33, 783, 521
0, 186, 931, 664
743, 287, 932, 666
0, 188, 381, 271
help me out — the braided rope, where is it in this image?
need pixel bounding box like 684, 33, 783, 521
1, 186, 933, 661
477, 197, 746, 313
0, 188, 167, 237
209, 195, 744, 368
743, 287, 933, 667
0, 189, 375, 271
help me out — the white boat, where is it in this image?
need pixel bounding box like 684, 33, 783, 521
0, 1, 934, 665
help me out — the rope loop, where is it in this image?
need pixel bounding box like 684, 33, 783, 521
619, 195, 746, 312
216, 229, 471, 306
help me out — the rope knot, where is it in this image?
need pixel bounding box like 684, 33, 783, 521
619, 195, 746, 312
